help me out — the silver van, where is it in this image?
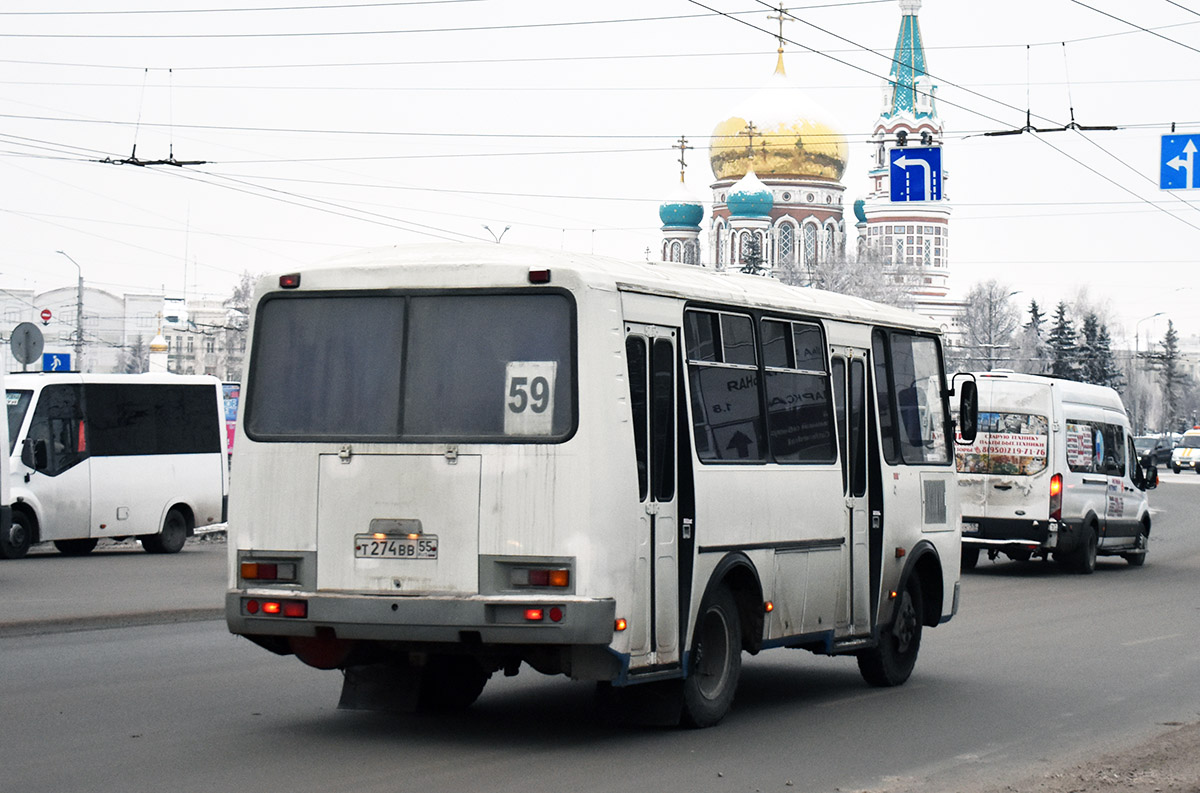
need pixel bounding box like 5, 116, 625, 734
955, 372, 1157, 573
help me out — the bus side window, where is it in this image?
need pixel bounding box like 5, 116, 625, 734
871, 331, 899, 464
27, 384, 86, 476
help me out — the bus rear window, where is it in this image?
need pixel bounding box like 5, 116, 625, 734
245, 292, 575, 442
956, 412, 1049, 476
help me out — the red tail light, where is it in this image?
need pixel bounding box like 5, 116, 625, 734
1049, 473, 1063, 521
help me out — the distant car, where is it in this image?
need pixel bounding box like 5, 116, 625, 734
1170, 428, 1200, 473
1135, 435, 1174, 467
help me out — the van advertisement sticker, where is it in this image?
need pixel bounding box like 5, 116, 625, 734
955, 411, 1048, 475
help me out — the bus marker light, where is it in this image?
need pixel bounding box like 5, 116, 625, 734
525, 608, 544, 621
895, 547, 906, 558
246, 599, 260, 614
262, 601, 282, 615
279, 273, 301, 289
528, 269, 551, 284
283, 600, 308, 618
548, 569, 570, 587
549, 607, 563, 622
889, 591, 898, 600
764, 601, 774, 613
614, 618, 627, 632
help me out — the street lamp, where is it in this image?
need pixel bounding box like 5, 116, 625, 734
482, 225, 510, 244
55, 250, 84, 371
1135, 311, 1165, 358
983, 289, 1021, 372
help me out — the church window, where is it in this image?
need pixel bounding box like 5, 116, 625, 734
935, 227, 942, 236
803, 224, 818, 268
779, 224, 795, 265
716, 225, 726, 267
806, 193, 815, 203
924, 241, 932, 267
782, 192, 792, 201
884, 236, 892, 245
684, 242, 697, 266
906, 225, 914, 234
826, 195, 832, 204
824, 225, 835, 261
894, 238, 904, 262
924, 226, 933, 234
907, 236, 914, 244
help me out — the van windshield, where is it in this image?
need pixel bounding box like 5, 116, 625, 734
1180, 434, 1200, 449
245, 291, 575, 442
955, 411, 1049, 476
5, 390, 32, 454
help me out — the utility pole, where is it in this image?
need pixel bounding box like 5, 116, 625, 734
56, 250, 84, 371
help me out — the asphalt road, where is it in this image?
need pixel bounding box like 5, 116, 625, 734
1, 476, 1197, 793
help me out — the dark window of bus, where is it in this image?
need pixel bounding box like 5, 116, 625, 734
247, 295, 406, 439
831, 357, 848, 492
25, 384, 86, 476
403, 294, 573, 439
248, 293, 573, 442
761, 319, 834, 463
626, 336, 649, 500
871, 330, 900, 464
85, 384, 220, 456
1065, 420, 1125, 475
684, 309, 765, 462
6, 390, 33, 454
651, 338, 676, 499
889, 333, 950, 465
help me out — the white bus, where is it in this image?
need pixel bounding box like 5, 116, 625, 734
2, 373, 228, 558
226, 245, 977, 727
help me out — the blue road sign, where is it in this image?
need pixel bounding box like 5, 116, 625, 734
1161, 134, 1200, 190
890, 146, 942, 202
42, 352, 71, 372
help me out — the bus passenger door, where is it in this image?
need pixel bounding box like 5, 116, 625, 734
625, 324, 680, 667
832, 350, 871, 636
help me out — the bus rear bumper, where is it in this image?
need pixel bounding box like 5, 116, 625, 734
225, 590, 617, 646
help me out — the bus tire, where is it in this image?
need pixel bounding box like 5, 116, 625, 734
960, 546, 979, 571
858, 574, 923, 688
54, 538, 98, 556
143, 509, 188, 554
1074, 524, 1098, 575
681, 586, 741, 729
1, 511, 33, 559
416, 655, 490, 712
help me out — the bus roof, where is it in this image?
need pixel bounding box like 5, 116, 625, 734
6, 372, 222, 388
973, 371, 1126, 413
267, 243, 943, 335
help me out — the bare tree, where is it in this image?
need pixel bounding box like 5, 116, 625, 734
952, 280, 1021, 371
116, 335, 149, 374
779, 247, 915, 309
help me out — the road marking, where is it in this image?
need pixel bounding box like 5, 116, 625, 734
1121, 633, 1183, 647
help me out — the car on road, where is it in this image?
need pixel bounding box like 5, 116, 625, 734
1135, 435, 1175, 467
1170, 428, 1200, 473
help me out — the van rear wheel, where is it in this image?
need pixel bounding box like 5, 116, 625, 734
142, 509, 188, 554
54, 538, 98, 556
1, 512, 33, 559
960, 546, 979, 571
1074, 525, 1098, 575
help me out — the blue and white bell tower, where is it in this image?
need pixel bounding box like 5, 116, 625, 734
858, 0, 958, 328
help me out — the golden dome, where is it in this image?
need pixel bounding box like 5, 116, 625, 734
710, 63, 848, 183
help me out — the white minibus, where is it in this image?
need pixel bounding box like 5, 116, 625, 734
956, 372, 1156, 573
0, 369, 10, 558
2, 373, 228, 558
226, 244, 978, 727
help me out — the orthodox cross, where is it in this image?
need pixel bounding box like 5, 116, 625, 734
767, 3, 795, 63
673, 135, 693, 183
737, 121, 760, 159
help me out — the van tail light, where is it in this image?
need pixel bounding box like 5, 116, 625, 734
1049, 473, 1063, 521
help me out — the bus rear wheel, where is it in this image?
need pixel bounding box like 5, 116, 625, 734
858, 575, 923, 687
681, 586, 741, 728
54, 538, 98, 556
1, 512, 33, 559
960, 546, 979, 571
142, 508, 188, 554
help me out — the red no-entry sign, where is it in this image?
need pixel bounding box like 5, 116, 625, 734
39, 308, 52, 323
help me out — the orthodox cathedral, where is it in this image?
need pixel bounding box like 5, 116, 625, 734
658, 0, 960, 332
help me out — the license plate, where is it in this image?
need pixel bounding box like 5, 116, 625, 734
354, 534, 438, 559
